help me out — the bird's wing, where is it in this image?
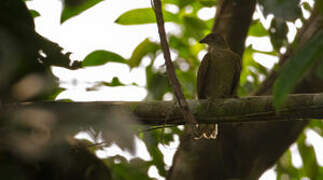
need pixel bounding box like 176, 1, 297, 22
197, 53, 211, 99
230, 53, 242, 96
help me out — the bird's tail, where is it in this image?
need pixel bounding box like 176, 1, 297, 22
193, 124, 218, 140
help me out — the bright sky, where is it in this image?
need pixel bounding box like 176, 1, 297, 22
26, 0, 321, 179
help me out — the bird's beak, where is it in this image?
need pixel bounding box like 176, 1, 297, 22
199, 38, 206, 43
199, 37, 207, 44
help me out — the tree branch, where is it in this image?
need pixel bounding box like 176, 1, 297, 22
151, 0, 197, 126
212, 0, 256, 56
1, 94, 323, 126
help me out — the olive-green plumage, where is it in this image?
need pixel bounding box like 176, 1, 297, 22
196, 33, 241, 139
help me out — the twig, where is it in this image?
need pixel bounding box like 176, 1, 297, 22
139, 124, 178, 133
151, 0, 197, 127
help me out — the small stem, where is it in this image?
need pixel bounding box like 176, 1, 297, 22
151, 0, 197, 127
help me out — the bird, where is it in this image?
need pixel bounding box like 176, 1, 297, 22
195, 33, 241, 139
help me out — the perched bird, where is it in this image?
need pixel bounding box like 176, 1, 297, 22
196, 33, 241, 139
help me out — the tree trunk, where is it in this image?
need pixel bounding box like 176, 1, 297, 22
167, 1, 323, 180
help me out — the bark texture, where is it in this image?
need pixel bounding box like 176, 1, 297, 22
2, 94, 323, 126
168, 1, 323, 180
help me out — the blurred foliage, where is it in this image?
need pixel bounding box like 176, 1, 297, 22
29, 9, 40, 18
128, 39, 160, 68
82, 50, 127, 67
269, 19, 288, 51
104, 156, 152, 180
61, 0, 103, 23
276, 132, 323, 180
258, 0, 302, 21
248, 20, 269, 37
115, 8, 179, 25
274, 30, 323, 108
1, 0, 322, 180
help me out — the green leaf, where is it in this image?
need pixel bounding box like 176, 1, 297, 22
273, 31, 323, 109
82, 50, 126, 67
164, 0, 195, 8
205, 18, 214, 29
169, 35, 190, 59
302, 2, 312, 12
103, 77, 125, 87
248, 20, 268, 37
258, 0, 302, 21
198, 0, 217, 7
240, 46, 254, 85
115, 8, 178, 25
128, 39, 160, 68
183, 15, 208, 39
86, 77, 126, 90
60, 0, 103, 23
297, 134, 320, 179
176, 70, 196, 98
142, 130, 167, 177
146, 66, 171, 100
308, 120, 323, 137
29, 9, 40, 18
269, 19, 288, 51
105, 156, 151, 180
48, 87, 65, 100
276, 150, 300, 179
240, 45, 271, 89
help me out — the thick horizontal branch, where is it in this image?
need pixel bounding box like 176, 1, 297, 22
1, 93, 323, 126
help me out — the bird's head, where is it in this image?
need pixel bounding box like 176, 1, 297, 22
199, 33, 228, 49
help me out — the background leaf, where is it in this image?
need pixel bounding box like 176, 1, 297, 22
258, 0, 302, 21
276, 150, 300, 179
29, 9, 40, 18
128, 39, 160, 68
82, 50, 127, 67
182, 15, 208, 39
146, 66, 171, 100
269, 19, 288, 51
60, 0, 103, 23
164, 0, 195, 8
248, 20, 269, 37
274, 30, 323, 108
115, 8, 178, 25
197, 0, 217, 7
103, 77, 125, 87
297, 134, 322, 179
142, 130, 167, 177
105, 156, 151, 180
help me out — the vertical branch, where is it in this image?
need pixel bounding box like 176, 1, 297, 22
151, 0, 197, 126
212, 0, 256, 55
